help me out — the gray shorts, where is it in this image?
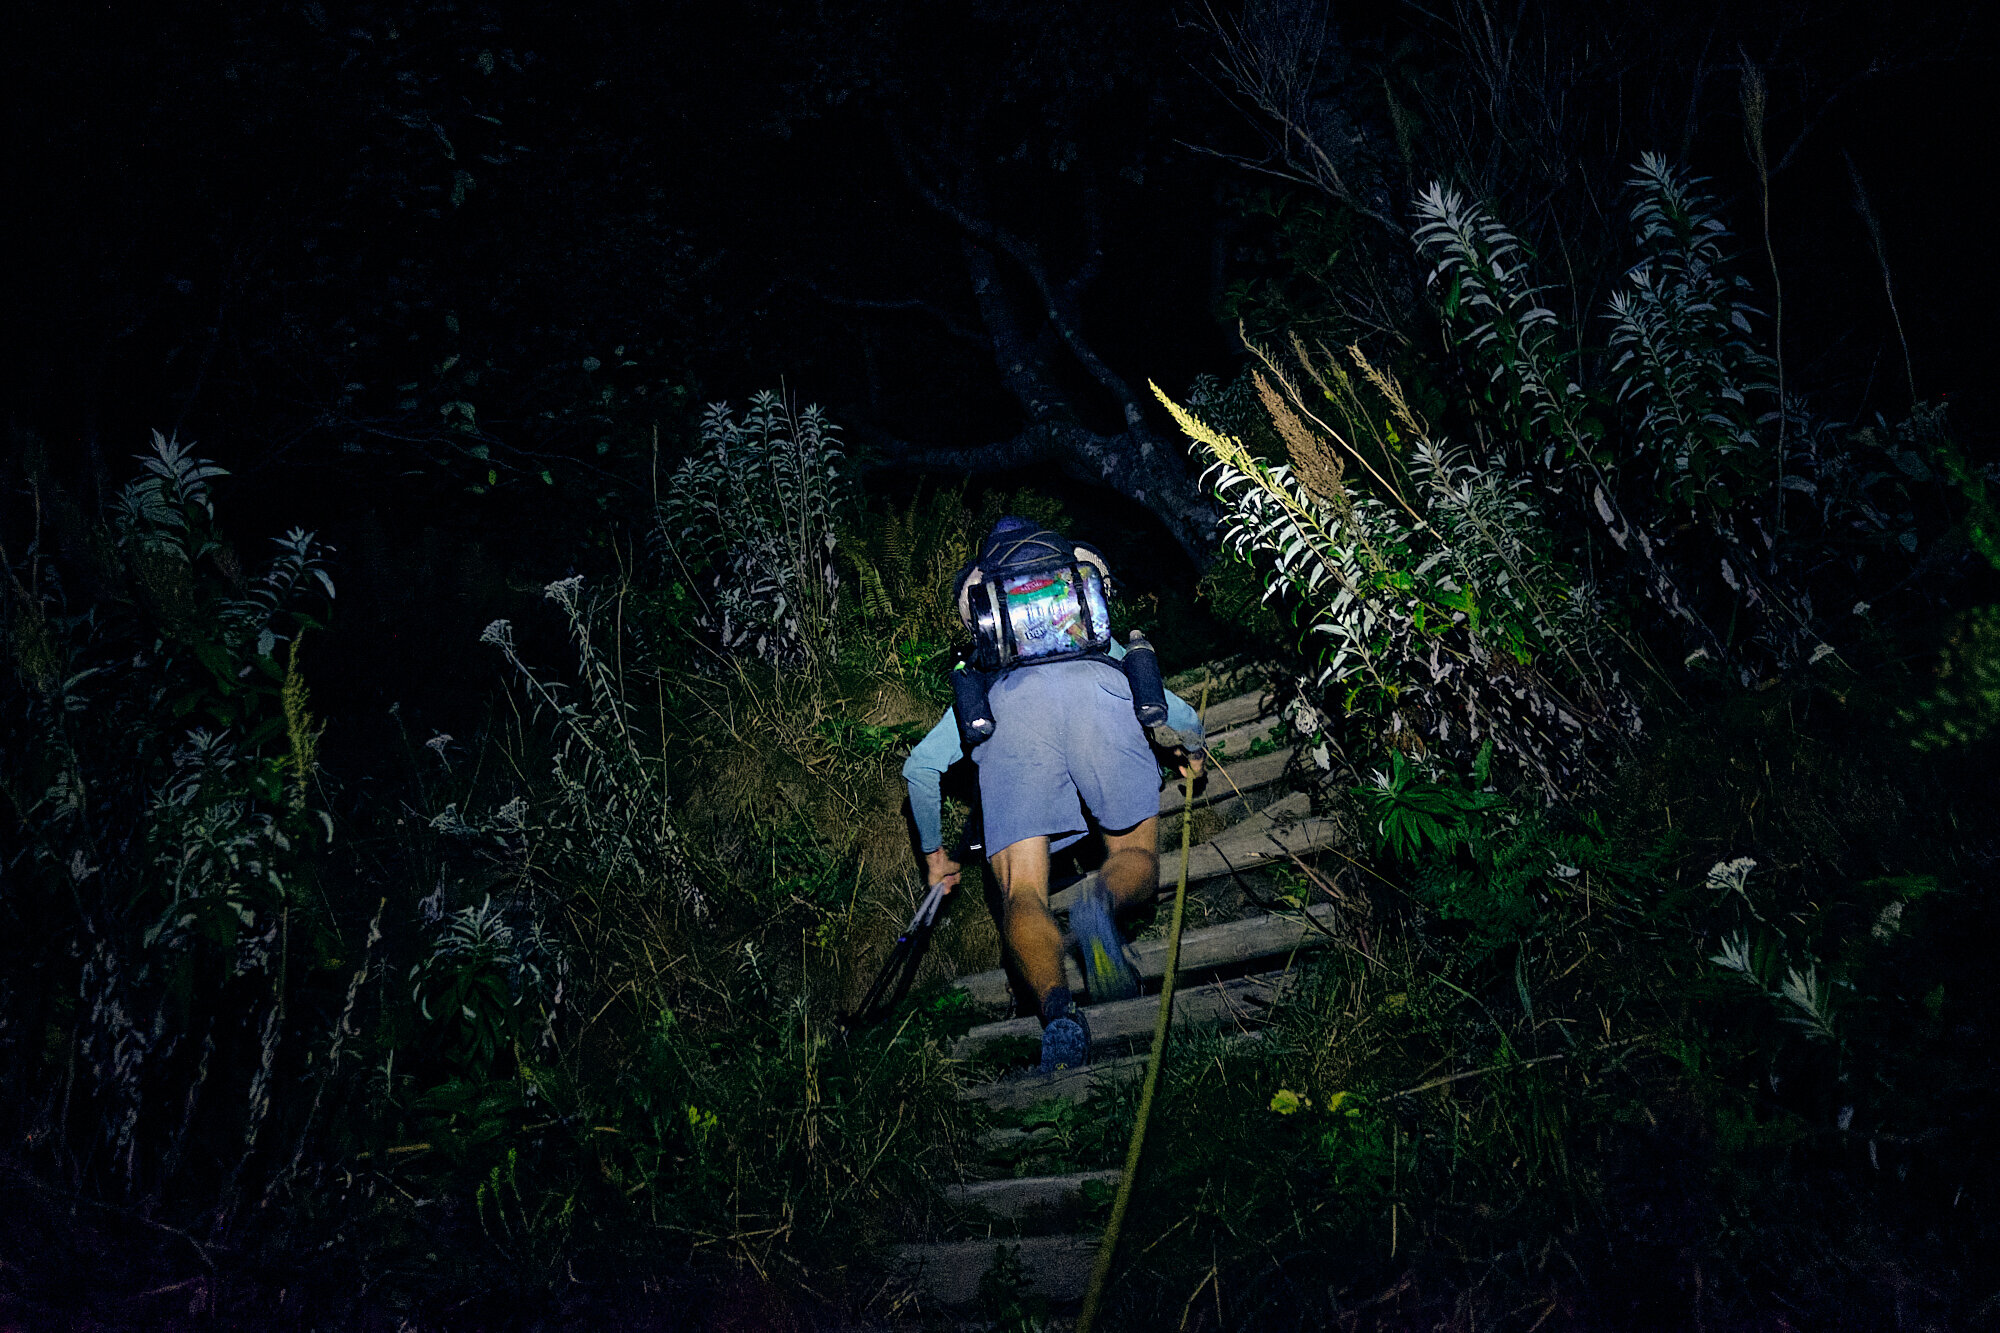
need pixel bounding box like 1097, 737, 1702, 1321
974, 659, 1161, 855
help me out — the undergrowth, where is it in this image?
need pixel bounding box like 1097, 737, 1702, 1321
1088, 682, 1998, 1331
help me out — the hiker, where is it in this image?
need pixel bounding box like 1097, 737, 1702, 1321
902, 518, 1207, 1075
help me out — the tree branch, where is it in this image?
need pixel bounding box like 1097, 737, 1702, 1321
775, 276, 987, 346
849, 412, 1215, 563
874, 120, 1218, 560
888, 121, 1146, 419
1191, 1, 1404, 234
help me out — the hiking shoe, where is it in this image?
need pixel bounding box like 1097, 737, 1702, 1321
1038, 1017, 1089, 1074
1071, 883, 1140, 1003
1038, 990, 1092, 1074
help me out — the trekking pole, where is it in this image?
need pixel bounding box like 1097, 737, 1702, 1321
1076, 675, 1210, 1333
838, 821, 980, 1037
837, 876, 953, 1038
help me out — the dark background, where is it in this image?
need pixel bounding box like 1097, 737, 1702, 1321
5, 0, 1996, 817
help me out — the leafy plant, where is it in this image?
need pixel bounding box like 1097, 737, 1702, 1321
1157, 341, 1634, 796
410, 896, 553, 1072
475, 1146, 577, 1283
841, 482, 977, 654
1412, 157, 1953, 682
840, 480, 1075, 695
654, 390, 850, 666
1352, 747, 1504, 861
1605, 155, 1775, 515
1900, 430, 2000, 750
1710, 929, 1842, 1046
2, 431, 334, 1202
1902, 604, 2000, 751
481, 576, 695, 913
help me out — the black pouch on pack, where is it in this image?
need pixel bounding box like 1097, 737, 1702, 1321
949, 655, 996, 746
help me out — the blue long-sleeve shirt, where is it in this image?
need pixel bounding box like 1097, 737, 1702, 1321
901, 646, 1207, 854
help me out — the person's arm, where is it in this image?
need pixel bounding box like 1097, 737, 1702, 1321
1154, 685, 1208, 778
902, 711, 964, 886
1162, 686, 1206, 748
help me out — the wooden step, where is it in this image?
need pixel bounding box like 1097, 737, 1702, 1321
897, 672, 1287, 1311
952, 970, 1293, 1061
1151, 756, 1296, 850
1194, 686, 1271, 733
960, 1052, 1151, 1111
1203, 714, 1285, 760
953, 904, 1340, 1007
943, 1169, 1121, 1221
963, 1032, 1266, 1111
1158, 745, 1292, 816
1049, 793, 1343, 914
892, 1233, 1096, 1306
976, 1124, 1056, 1153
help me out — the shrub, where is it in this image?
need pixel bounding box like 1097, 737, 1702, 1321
653, 390, 850, 666
1158, 344, 1635, 796
1, 432, 334, 1204
1412, 156, 1948, 683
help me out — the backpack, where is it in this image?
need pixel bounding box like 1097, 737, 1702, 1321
953, 523, 1115, 671
948, 520, 1168, 746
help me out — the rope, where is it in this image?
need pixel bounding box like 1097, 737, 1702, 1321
1075, 675, 1210, 1333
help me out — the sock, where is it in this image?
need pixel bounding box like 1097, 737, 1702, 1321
1040, 985, 1077, 1027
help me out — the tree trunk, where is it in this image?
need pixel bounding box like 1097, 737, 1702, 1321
863, 136, 1218, 563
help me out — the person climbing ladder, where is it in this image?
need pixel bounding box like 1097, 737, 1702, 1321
901, 517, 1206, 1074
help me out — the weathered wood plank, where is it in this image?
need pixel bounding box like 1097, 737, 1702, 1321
951, 971, 1293, 1061
892, 1233, 1097, 1306
959, 1053, 1151, 1111
953, 904, 1340, 1008
1176, 793, 1342, 881
1048, 793, 1342, 914
1203, 715, 1285, 760
955, 957, 1084, 1009
975, 1124, 1055, 1154
1194, 687, 1270, 732
1158, 745, 1292, 815
1141, 904, 1335, 975
959, 1035, 1267, 1109
942, 1170, 1121, 1220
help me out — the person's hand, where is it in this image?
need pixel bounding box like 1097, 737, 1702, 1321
1175, 749, 1206, 782
925, 847, 962, 892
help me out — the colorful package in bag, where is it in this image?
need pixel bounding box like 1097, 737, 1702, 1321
998, 564, 1112, 662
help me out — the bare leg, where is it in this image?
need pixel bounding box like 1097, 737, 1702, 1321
989, 835, 1063, 1004
1099, 816, 1161, 910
